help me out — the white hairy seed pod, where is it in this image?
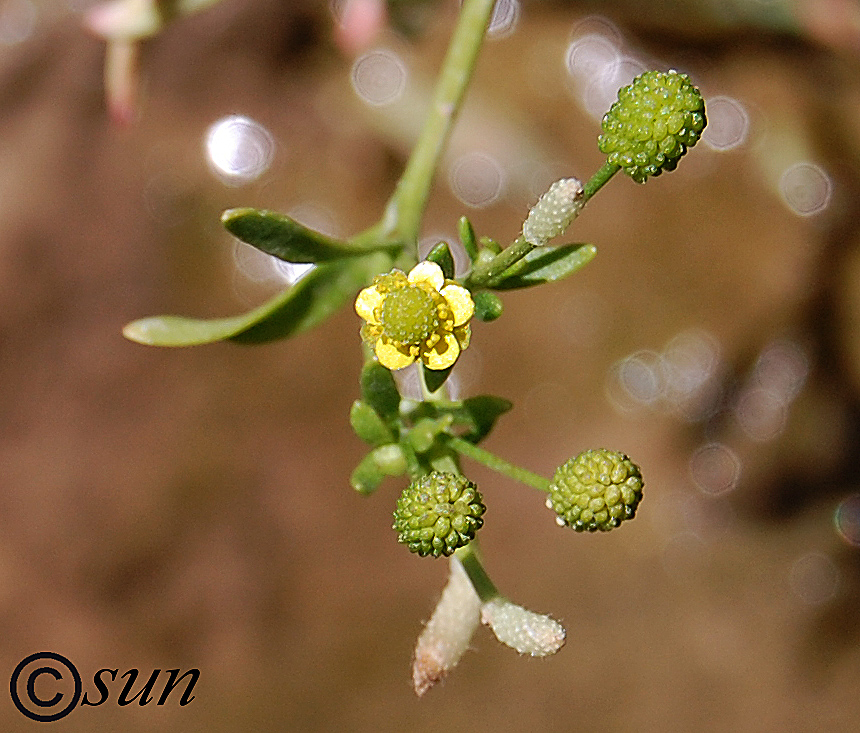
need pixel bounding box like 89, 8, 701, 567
521, 177, 584, 246
412, 557, 481, 696
481, 597, 566, 656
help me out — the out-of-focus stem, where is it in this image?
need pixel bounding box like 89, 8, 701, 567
382, 0, 496, 252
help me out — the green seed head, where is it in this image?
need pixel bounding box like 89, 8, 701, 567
380, 286, 440, 343
393, 472, 486, 557
547, 449, 643, 532
598, 70, 706, 183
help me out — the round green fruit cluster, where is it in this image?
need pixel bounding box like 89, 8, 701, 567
547, 449, 643, 532
393, 472, 486, 557
598, 69, 706, 183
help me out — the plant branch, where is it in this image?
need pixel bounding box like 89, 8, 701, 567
582, 160, 620, 202
382, 0, 496, 250
445, 435, 550, 492
454, 542, 498, 603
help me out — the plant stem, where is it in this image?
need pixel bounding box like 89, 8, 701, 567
466, 235, 535, 287
582, 160, 620, 202
445, 435, 551, 492
382, 0, 496, 250
454, 543, 498, 603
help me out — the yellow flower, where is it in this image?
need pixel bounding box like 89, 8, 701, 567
355, 261, 475, 371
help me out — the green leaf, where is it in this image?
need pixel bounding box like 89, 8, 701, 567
350, 445, 408, 495
360, 361, 401, 421
455, 395, 513, 443
350, 400, 395, 446
222, 208, 394, 263
124, 252, 391, 346
490, 243, 596, 290
458, 216, 478, 262
350, 452, 386, 495
425, 241, 455, 279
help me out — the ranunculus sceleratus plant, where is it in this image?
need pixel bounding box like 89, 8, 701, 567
117, 0, 706, 695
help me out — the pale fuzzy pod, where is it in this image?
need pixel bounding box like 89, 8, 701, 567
522, 178, 584, 246
481, 597, 566, 656
412, 557, 481, 696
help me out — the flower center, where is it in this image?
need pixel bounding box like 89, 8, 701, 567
381, 286, 439, 343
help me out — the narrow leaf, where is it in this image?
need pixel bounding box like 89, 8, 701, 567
491, 243, 596, 290
222, 208, 393, 263
457, 216, 478, 262
124, 252, 391, 346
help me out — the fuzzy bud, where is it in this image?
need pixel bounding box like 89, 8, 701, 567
522, 178, 584, 246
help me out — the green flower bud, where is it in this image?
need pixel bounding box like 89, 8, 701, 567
393, 472, 486, 557
547, 449, 643, 532
473, 291, 503, 322
522, 178, 584, 246
598, 70, 706, 183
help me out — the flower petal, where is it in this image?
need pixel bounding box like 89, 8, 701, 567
440, 284, 474, 326
453, 324, 470, 350
408, 261, 444, 291
423, 331, 460, 370
376, 339, 415, 370
355, 286, 383, 324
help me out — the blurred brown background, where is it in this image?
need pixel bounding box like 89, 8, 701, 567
2, 0, 860, 730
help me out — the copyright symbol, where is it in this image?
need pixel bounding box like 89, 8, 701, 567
10, 652, 82, 722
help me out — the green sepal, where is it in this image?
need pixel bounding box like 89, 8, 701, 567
123, 252, 392, 347
360, 361, 401, 421
425, 241, 456, 279
452, 395, 513, 443
458, 216, 479, 262
222, 208, 394, 263
473, 291, 503, 322
490, 243, 596, 290
350, 445, 408, 495
350, 400, 395, 446
422, 362, 454, 394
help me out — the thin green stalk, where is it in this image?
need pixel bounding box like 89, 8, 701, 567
382, 0, 496, 250
466, 235, 534, 287
454, 542, 498, 603
582, 160, 620, 202
445, 434, 550, 492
